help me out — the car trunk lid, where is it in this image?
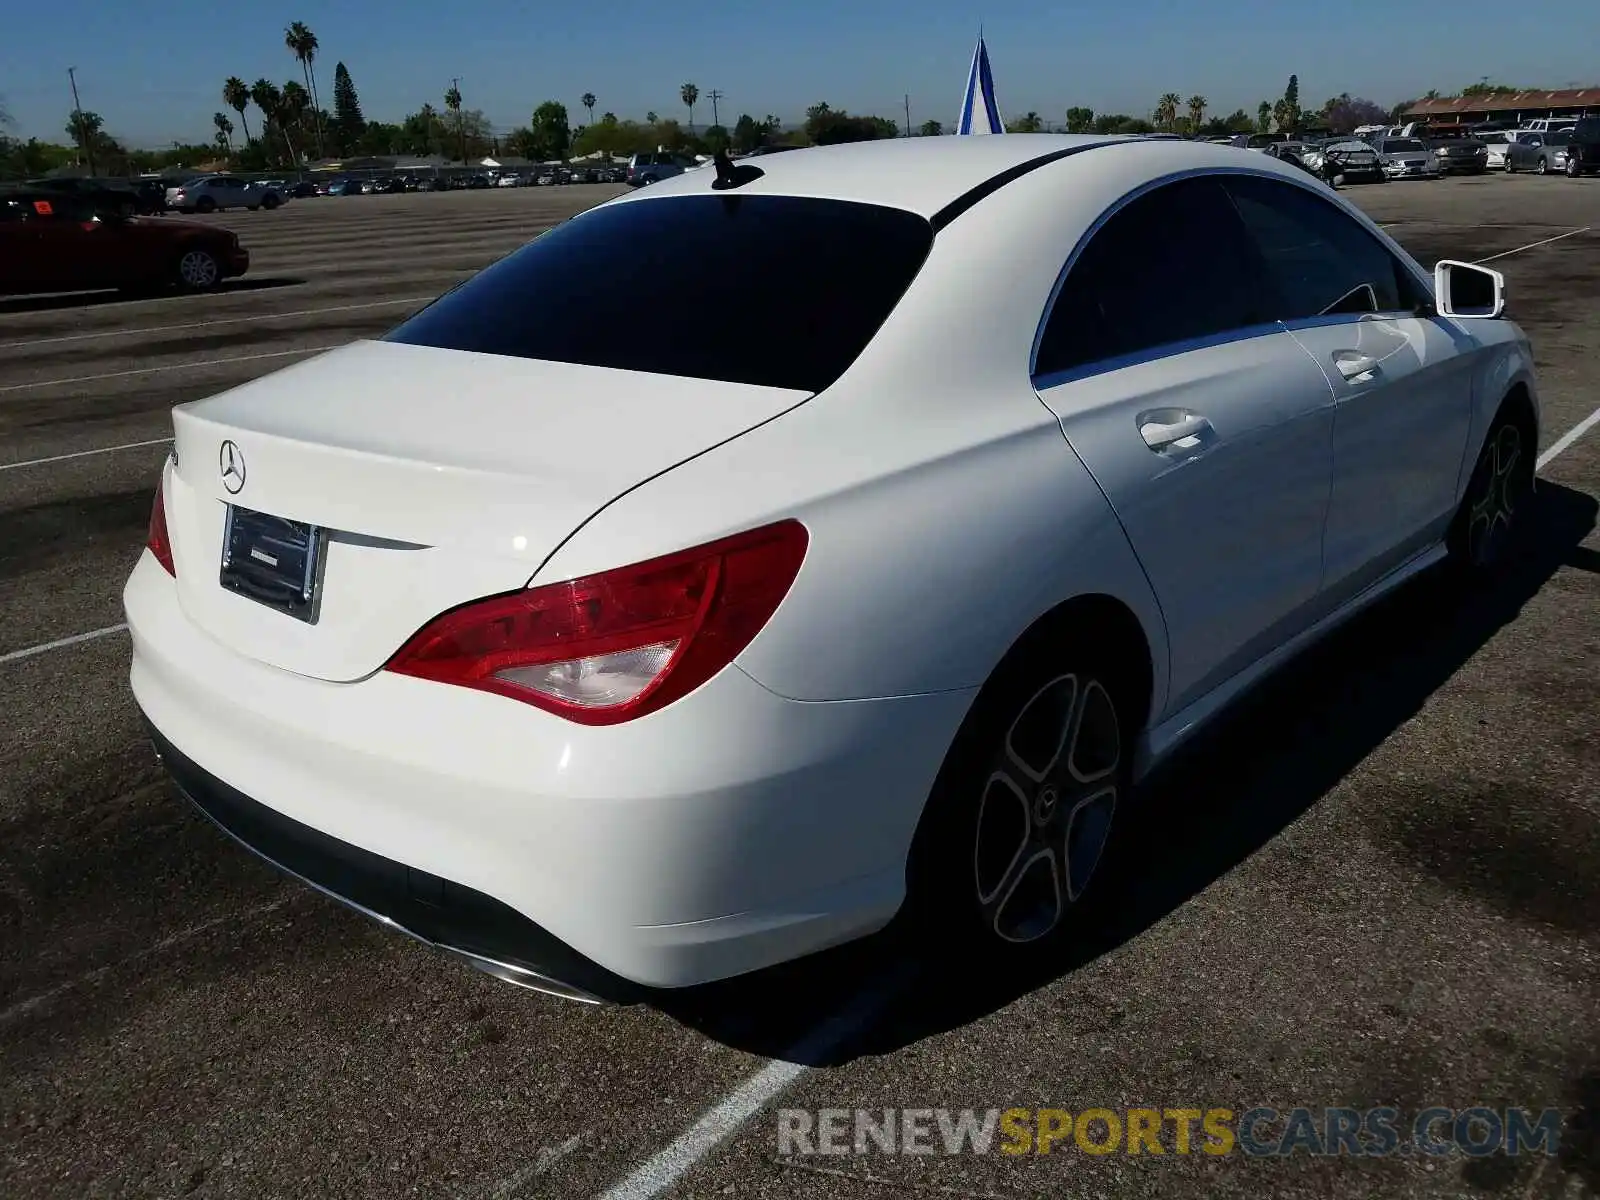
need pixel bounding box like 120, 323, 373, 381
165, 339, 808, 682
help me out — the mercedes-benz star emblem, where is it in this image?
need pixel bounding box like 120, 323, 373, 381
219, 440, 246, 495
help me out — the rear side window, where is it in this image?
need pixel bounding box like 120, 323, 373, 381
1034, 176, 1272, 379
1575, 119, 1600, 140
1222, 175, 1418, 319
387, 194, 934, 393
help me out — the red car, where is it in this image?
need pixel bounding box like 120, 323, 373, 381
0, 188, 249, 296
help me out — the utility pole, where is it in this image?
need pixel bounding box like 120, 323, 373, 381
904, 94, 912, 136
68, 66, 96, 175
451, 76, 466, 163
708, 89, 723, 129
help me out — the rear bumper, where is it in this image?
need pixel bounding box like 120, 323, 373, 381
125, 551, 972, 992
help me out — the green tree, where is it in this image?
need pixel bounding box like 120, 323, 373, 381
1064, 106, 1094, 133
280, 80, 311, 162
1186, 95, 1206, 133
285, 21, 324, 157
1157, 93, 1182, 130
1282, 73, 1300, 131
1256, 100, 1271, 133
66, 108, 105, 171
646, 110, 659, 125
332, 62, 363, 154
530, 100, 571, 160
581, 92, 596, 125
703, 123, 729, 152
249, 79, 284, 163
213, 111, 234, 154
223, 77, 253, 146
803, 102, 895, 144
1006, 111, 1043, 132
919, 119, 944, 136
680, 82, 699, 132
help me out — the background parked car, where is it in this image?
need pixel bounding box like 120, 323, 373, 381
625, 151, 697, 187
0, 187, 247, 295
1376, 137, 1439, 179
1562, 117, 1600, 176
1505, 131, 1573, 175
1474, 130, 1517, 170
1430, 136, 1490, 174
1302, 138, 1386, 183
23, 176, 154, 218
324, 177, 363, 196
166, 175, 284, 213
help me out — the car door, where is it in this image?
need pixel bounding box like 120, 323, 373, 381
1222, 173, 1476, 609
26, 195, 101, 290
1032, 174, 1336, 718
0, 197, 42, 292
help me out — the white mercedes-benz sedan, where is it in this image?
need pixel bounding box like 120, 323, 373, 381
126, 135, 1541, 1004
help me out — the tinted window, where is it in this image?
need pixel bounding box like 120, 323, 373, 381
1384, 139, 1426, 151
1547, 132, 1572, 145
1575, 119, 1600, 140
386, 194, 933, 393
1223, 175, 1418, 320
1034, 176, 1271, 379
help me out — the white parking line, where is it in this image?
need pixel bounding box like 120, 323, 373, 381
0, 296, 434, 350
595, 964, 918, 1200
1539, 405, 1600, 470
0, 623, 128, 666
0, 345, 337, 394
1475, 226, 1592, 264
0, 437, 172, 473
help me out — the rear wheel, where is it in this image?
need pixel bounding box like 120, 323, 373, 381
263, 192, 281, 210
195, 195, 218, 213
1567, 158, 1581, 178
1534, 158, 1548, 175
174, 247, 221, 291
1448, 404, 1535, 574
906, 633, 1134, 962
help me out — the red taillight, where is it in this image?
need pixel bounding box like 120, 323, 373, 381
146, 470, 176, 576
384, 520, 808, 724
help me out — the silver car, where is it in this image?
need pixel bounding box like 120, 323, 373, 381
1377, 137, 1440, 179
1301, 138, 1386, 182
165, 175, 285, 213
1505, 131, 1572, 175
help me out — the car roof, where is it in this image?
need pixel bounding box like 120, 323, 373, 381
607, 134, 1148, 220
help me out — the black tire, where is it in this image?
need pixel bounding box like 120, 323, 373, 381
262, 193, 281, 210
195, 196, 218, 213
1506, 159, 1516, 174
1534, 158, 1548, 176
1447, 403, 1535, 576
904, 627, 1136, 963
1566, 159, 1581, 178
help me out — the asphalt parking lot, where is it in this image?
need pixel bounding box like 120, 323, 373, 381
1, 172, 1596, 1200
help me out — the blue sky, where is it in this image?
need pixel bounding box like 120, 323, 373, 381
3, 0, 1596, 147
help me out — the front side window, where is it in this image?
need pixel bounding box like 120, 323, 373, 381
387, 194, 934, 393
1222, 175, 1419, 320
1034, 176, 1272, 380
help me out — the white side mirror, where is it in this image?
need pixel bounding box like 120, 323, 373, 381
1434, 260, 1506, 319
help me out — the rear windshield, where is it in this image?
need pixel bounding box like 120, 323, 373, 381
1384, 139, 1426, 151
386, 194, 934, 393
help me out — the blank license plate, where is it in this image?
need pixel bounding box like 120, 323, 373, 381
219, 505, 325, 623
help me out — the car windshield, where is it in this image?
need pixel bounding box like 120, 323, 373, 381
386, 194, 935, 393
1385, 139, 1426, 152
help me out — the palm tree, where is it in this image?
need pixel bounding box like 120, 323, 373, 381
284, 21, 324, 156
281, 81, 310, 162
1156, 93, 1181, 130
1187, 95, 1206, 134
680, 83, 699, 132
444, 83, 464, 162
581, 92, 596, 126
223, 77, 253, 145
213, 111, 234, 154
646, 111, 658, 125
250, 78, 284, 163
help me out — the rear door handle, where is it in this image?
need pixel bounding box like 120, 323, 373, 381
1334, 351, 1379, 380
1139, 412, 1213, 451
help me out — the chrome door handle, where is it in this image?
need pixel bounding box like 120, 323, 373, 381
1334, 351, 1379, 380
1139, 412, 1212, 450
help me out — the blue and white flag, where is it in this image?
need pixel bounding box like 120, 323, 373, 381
957, 32, 1003, 135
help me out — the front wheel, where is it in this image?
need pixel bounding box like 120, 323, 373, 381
1534, 158, 1548, 176
195, 196, 218, 213
1448, 408, 1534, 574
1566, 159, 1581, 178
906, 638, 1133, 960
174, 247, 222, 292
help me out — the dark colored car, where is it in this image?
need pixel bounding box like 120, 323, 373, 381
23, 176, 160, 218
1430, 137, 1490, 174
1564, 117, 1600, 176
0, 188, 248, 296
325, 178, 363, 196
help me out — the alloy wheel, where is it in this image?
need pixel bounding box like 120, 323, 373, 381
178, 250, 220, 289
1535, 159, 1548, 175
973, 673, 1120, 944
1465, 422, 1529, 568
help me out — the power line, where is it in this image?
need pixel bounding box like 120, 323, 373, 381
708, 88, 723, 128
67, 66, 96, 175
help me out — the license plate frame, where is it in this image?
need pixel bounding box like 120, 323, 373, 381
219, 504, 326, 624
